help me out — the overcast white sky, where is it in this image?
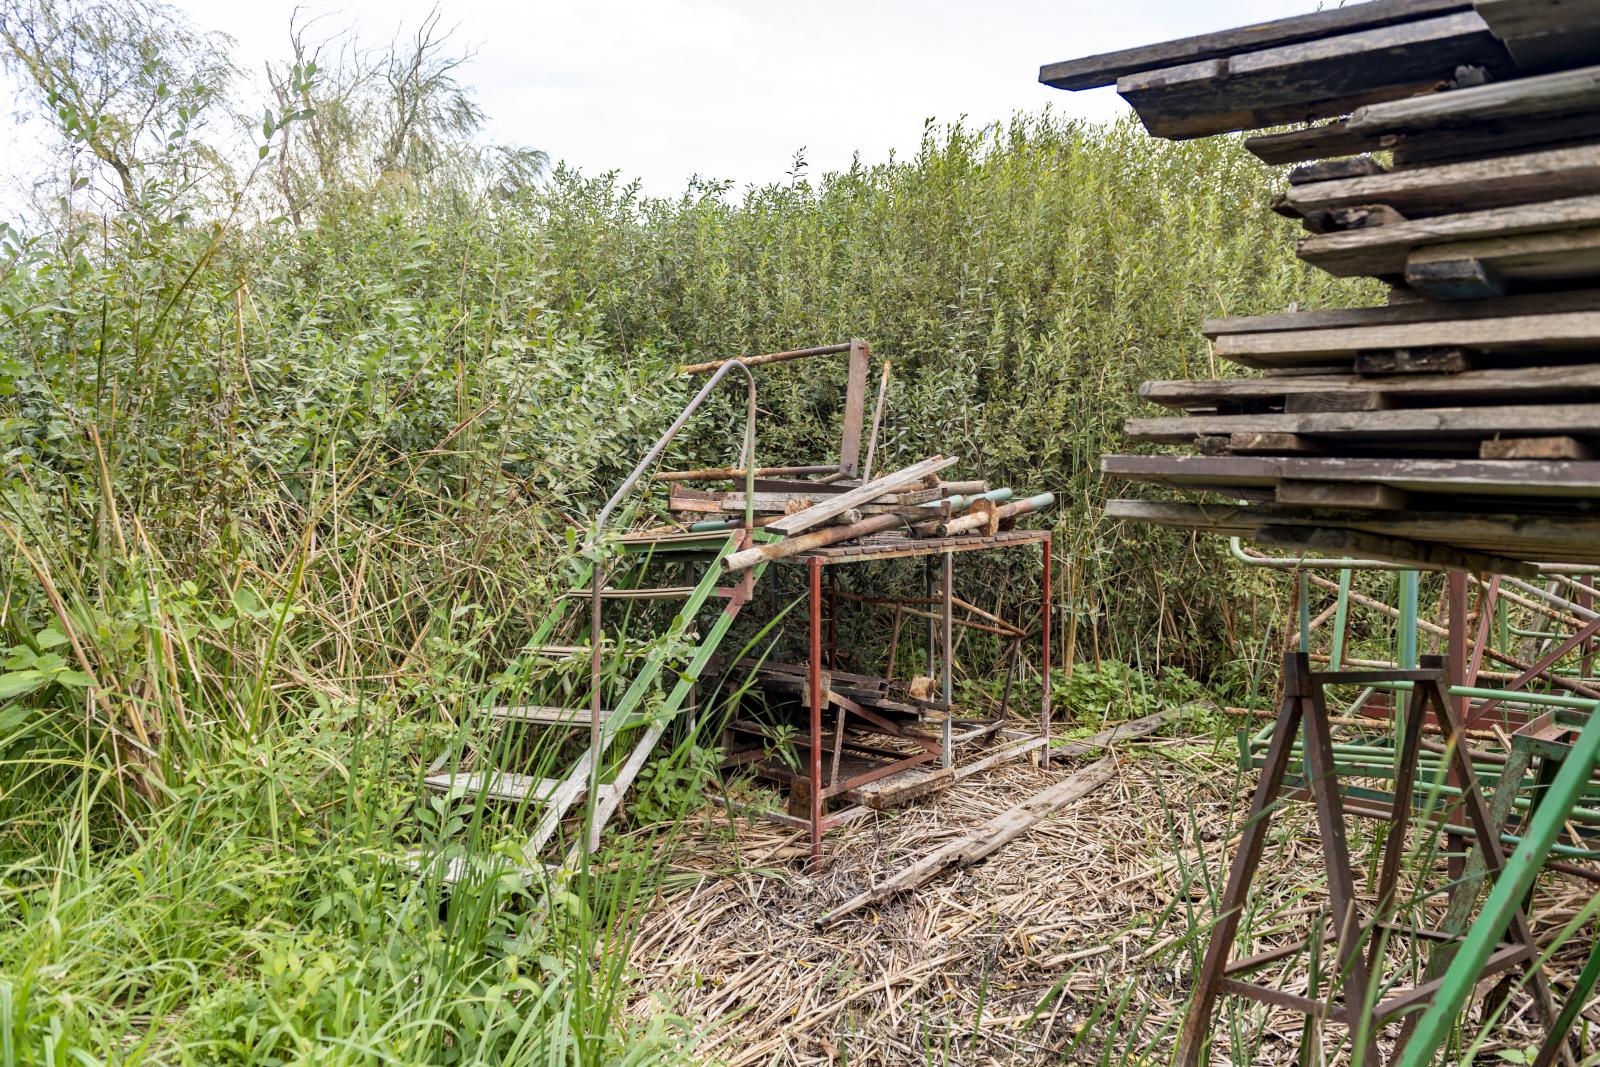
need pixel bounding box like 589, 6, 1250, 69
4, 0, 1326, 200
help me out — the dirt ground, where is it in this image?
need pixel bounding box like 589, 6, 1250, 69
627, 718, 1600, 1066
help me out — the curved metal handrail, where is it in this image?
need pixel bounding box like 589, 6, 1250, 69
585, 359, 759, 768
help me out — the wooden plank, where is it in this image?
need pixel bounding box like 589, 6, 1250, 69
1404, 224, 1600, 288
1211, 309, 1600, 367
1300, 203, 1410, 234
1105, 498, 1600, 562
1100, 453, 1600, 498
1405, 256, 1508, 298
1117, 13, 1511, 141
1142, 363, 1600, 409
1253, 523, 1537, 575
1038, 0, 1469, 90
1480, 435, 1596, 458
816, 758, 1119, 928
1298, 194, 1600, 277
765, 456, 956, 535
1231, 432, 1324, 454
837, 339, 871, 477
1353, 347, 1470, 373
1201, 287, 1600, 338
1125, 403, 1600, 445
1279, 144, 1600, 221
1246, 63, 1600, 164
1474, 0, 1600, 68
1289, 156, 1389, 184
1276, 480, 1411, 508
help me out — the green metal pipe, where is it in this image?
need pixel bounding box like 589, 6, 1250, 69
1398, 709, 1600, 1066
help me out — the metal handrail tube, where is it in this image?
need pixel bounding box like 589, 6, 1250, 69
585, 360, 759, 820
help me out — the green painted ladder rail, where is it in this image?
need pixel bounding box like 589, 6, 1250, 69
419, 358, 765, 879
422, 528, 767, 873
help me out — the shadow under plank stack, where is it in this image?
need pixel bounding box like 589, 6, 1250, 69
1045, 0, 1600, 575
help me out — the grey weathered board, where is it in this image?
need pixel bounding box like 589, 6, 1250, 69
1201, 288, 1600, 338
1276, 144, 1600, 220
1038, 0, 1469, 90
1106, 498, 1600, 563
1297, 194, 1600, 277
1246, 63, 1600, 165
1210, 309, 1600, 367
1125, 403, 1600, 446
1118, 12, 1512, 140
1102, 453, 1600, 499
1141, 362, 1600, 411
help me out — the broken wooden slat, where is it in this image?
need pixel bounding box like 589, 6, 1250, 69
1100, 453, 1600, 500
1298, 194, 1600, 278
1117, 13, 1511, 140
1405, 225, 1600, 292
1405, 256, 1508, 299
1353, 347, 1471, 374
1278, 145, 1600, 221
1289, 156, 1389, 184
1245, 63, 1600, 165
1141, 364, 1600, 409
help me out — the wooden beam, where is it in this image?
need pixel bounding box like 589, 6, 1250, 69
1201, 288, 1600, 338
1124, 403, 1600, 445
837, 339, 871, 477
1116, 12, 1510, 140
1276, 480, 1410, 509
1038, 0, 1468, 90
1141, 363, 1600, 410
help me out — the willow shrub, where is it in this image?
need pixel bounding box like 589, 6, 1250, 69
531, 113, 1377, 676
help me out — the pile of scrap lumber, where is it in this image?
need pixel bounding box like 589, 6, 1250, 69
1042, 0, 1600, 575
660, 456, 1055, 571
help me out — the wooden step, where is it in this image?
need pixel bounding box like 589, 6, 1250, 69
488, 704, 638, 727
424, 771, 563, 802
560, 586, 697, 601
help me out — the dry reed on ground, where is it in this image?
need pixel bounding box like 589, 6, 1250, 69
628, 730, 1600, 1066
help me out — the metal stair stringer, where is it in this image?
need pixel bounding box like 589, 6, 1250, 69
520, 530, 770, 865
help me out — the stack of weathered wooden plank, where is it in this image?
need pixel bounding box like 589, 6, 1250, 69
1042, 0, 1600, 574
655, 456, 1056, 571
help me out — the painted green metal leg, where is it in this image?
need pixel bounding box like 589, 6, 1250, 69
1397, 709, 1600, 1067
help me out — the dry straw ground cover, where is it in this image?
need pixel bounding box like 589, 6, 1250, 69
629, 722, 1599, 1066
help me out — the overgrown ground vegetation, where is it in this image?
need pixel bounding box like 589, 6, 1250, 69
0, 2, 1379, 1062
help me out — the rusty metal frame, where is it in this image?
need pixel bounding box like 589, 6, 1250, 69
1180, 652, 1564, 1065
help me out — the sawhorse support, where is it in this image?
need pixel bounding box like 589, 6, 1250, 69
1178, 652, 1566, 1066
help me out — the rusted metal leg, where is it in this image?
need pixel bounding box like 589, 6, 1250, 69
941, 551, 954, 706
1367, 657, 1435, 976
1042, 533, 1053, 770
1302, 666, 1382, 1066
808, 557, 824, 873
1447, 572, 1470, 883
1177, 651, 1308, 1067
1423, 675, 1565, 1060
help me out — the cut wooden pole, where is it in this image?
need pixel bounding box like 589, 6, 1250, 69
817, 757, 1118, 928
765, 456, 957, 536
723, 512, 910, 572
